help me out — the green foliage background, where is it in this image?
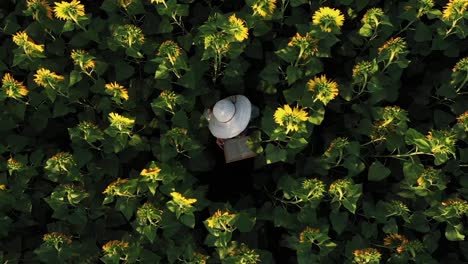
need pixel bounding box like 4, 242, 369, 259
0, 0, 467, 263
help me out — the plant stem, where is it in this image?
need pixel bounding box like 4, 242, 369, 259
395, 19, 416, 37
372, 151, 427, 158
455, 73, 468, 93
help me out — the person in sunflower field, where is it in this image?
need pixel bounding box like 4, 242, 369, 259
204, 95, 259, 149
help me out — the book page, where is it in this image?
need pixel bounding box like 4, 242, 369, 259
223, 136, 257, 163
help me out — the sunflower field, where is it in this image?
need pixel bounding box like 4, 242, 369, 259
0, 0, 468, 263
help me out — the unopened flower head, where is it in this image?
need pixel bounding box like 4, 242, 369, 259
158, 40, 182, 65
117, 0, 134, 8
150, 0, 166, 4
205, 209, 237, 231
26, 0, 53, 20
323, 137, 349, 160
452, 57, 468, 73
105, 82, 129, 101
312, 7, 345, 32
456, 111, 468, 131
112, 24, 145, 48
442, 0, 468, 22
250, 0, 277, 17
352, 60, 377, 81
307, 75, 339, 105
329, 178, 352, 200
158, 90, 181, 112
386, 200, 410, 218
288, 32, 319, 59
426, 129, 456, 156
188, 252, 209, 264
301, 178, 326, 200
136, 203, 163, 226
74, 121, 103, 142
378, 37, 407, 57
43, 232, 72, 248
165, 127, 193, 152
353, 248, 381, 264
12, 31, 45, 56
204, 33, 230, 53
102, 240, 129, 254
382, 106, 409, 123
7, 157, 25, 172
45, 152, 76, 175
53, 0, 86, 22
299, 227, 321, 244
274, 105, 309, 133
415, 0, 435, 17
102, 178, 131, 196
34, 68, 65, 89
228, 14, 249, 42
362, 8, 385, 28
416, 167, 444, 189
384, 234, 409, 254
227, 243, 261, 263
2, 73, 29, 99
71, 49, 95, 72
441, 198, 468, 216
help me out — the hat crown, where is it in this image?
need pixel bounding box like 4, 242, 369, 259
213, 99, 235, 123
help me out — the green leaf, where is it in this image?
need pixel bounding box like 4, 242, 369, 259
114, 61, 134, 81
405, 128, 431, 153
330, 210, 348, 235
265, 144, 287, 164
236, 212, 256, 232
180, 213, 195, 228
290, 0, 307, 7
69, 70, 82, 87
445, 223, 465, 241
368, 161, 391, 181
286, 65, 302, 85
414, 22, 432, 42
359, 24, 373, 37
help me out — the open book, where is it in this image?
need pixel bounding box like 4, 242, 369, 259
223, 136, 257, 163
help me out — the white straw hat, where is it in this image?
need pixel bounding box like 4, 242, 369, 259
208, 95, 252, 139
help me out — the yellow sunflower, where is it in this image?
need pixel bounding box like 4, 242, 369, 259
170, 192, 197, 207
274, 104, 309, 133
12, 31, 45, 56
251, 0, 277, 18
353, 248, 381, 263
70, 49, 95, 72
287, 32, 319, 59
307, 75, 339, 105
312, 7, 345, 32
105, 82, 129, 101
34, 68, 65, 89
228, 14, 249, 42
108, 112, 135, 131
384, 234, 409, 254
2, 73, 29, 99
102, 240, 129, 253
53, 0, 86, 21
26, 0, 53, 20
442, 0, 468, 21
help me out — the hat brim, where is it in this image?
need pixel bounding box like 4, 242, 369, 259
209, 95, 251, 139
